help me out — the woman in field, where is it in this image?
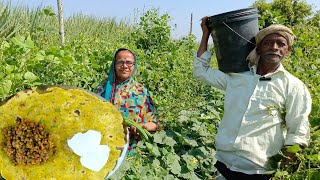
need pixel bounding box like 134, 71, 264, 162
96, 48, 158, 154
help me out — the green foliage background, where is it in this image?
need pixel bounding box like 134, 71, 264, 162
0, 0, 319, 179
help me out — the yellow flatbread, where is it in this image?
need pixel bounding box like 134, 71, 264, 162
0, 86, 126, 179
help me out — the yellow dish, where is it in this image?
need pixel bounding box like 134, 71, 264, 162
0, 86, 126, 179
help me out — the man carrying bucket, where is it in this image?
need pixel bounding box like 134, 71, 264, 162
193, 17, 312, 180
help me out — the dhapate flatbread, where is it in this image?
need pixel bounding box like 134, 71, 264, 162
0, 87, 126, 179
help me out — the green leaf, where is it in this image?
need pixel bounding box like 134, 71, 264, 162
163, 136, 176, 147
24, 72, 38, 81
11, 35, 26, 47
190, 146, 209, 159
264, 170, 276, 175
163, 175, 175, 180
166, 153, 180, 162
182, 154, 199, 171
92, 64, 100, 69
308, 153, 320, 162
145, 142, 161, 156
168, 158, 181, 175
5, 64, 14, 74
25, 36, 34, 48
14, 74, 23, 80
34, 53, 45, 61
44, 7, 55, 16
0, 80, 12, 97
183, 136, 198, 147
311, 172, 320, 180
311, 130, 320, 140
136, 141, 146, 148
152, 159, 161, 167
0, 72, 4, 79
274, 171, 289, 177
154, 130, 166, 144
285, 144, 301, 154
160, 146, 169, 156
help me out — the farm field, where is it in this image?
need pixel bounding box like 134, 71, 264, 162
0, 0, 319, 179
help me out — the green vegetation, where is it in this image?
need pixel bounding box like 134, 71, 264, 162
0, 0, 319, 179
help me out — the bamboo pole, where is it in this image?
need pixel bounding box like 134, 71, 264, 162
57, 0, 65, 45
189, 13, 193, 35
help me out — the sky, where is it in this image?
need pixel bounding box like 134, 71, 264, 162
4, 0, 320, 41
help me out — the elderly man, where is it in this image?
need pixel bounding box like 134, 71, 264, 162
193, 17, 312, 180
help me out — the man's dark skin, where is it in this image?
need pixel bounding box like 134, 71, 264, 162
256, 33, 291, 75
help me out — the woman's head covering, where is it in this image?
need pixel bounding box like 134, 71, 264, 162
104, 48, 137, 102
246, 24, 295, 66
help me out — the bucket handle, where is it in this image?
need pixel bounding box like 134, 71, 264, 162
224, 14, 259, 23
222, 22, 256, 46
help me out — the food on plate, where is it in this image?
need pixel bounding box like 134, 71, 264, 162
0, 86, 126, 179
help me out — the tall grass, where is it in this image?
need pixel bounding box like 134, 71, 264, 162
0, 1, 134, 46
64, 14, 133, 42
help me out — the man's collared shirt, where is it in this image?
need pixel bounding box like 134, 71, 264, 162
193, 51, 311, 174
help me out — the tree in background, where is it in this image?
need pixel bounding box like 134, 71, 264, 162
253, 0, 313, 28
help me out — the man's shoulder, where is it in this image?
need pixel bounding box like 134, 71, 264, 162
282, 70, 304, 83
281, 70, 309, 91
